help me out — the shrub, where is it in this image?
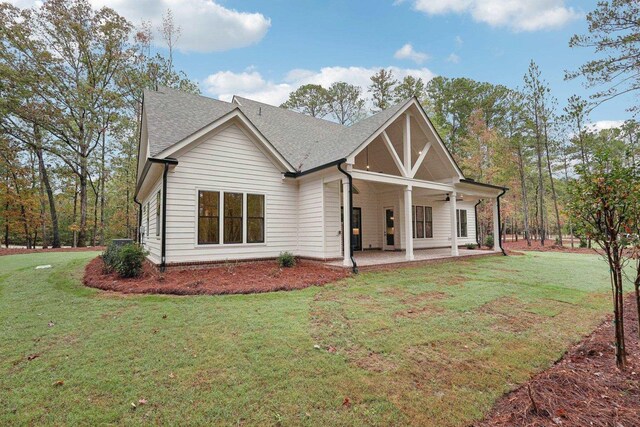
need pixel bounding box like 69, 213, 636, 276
277, 251, 296, 268
465, 243, 477, 250
114, 244, 147, 278
101, 242, 120, 273
579, 238, 588, 248
484, 234, 494, 248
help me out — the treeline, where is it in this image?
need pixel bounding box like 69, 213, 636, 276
0, 0, 197, 248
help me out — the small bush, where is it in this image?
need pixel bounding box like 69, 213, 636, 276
579, 238, 588, 248
114, 244, 147, 278
277, 251, 296, 268
484, 235, 494, 248
465, 243, 477, 250
101, 242, 120, 273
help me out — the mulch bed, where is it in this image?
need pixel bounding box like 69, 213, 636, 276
503, 240, 597, 255
0, 246, 105, 257
478, 294, 640, 427
83, 257, 350, 296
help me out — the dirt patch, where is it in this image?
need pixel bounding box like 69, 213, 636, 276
479, 297, 543, 333
352, 351, 397, 373
393, 303, 446, 319
401, 290, 448, 305
83, 257, 350, 296
0, 246, 105, 257
503, 240, 598, 255
478, 295, 640, 427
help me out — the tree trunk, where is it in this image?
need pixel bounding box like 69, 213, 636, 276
516, 143, 531, 246
100, 132, 106, 245
535, 141, 545, 246
77, 156, 88, 247
543, 125, 562, 246
73, 179, 78, 248
35, 146, 60, 248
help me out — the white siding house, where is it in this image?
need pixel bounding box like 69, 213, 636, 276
135, 87, 507, 270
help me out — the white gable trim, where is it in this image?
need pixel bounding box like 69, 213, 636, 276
346, 98, 464, 179
154, 108, 295, 173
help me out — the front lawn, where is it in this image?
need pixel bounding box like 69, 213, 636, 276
0, 251, 612, 426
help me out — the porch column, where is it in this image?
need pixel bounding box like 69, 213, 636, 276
493, 197, 500, 251
404, 185, 414, 261
450, 191, 459, 256
342, 178, 352, 267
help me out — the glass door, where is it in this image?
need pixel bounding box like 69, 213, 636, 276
384, 207, 395, 250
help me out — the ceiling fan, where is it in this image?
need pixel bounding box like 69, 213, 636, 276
433, 193, 464, 202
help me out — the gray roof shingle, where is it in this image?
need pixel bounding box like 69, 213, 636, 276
144, 87, 411, 172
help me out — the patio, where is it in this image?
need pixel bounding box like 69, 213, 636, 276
327, 247, 502, 269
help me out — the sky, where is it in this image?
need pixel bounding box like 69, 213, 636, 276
13, 0, 636, 128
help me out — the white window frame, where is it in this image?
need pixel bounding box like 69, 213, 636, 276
193, 187, 267, 248
456, 209, 468, 238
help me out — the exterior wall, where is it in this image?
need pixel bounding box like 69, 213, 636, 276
411, 198, 477, 249
323, 180, 342, 259
297, 177, 325, 259
140, 176, 162, 264
352, 181, 382, 250
163, 124, 299, 263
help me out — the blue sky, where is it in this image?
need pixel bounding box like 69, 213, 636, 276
17, 0, 631, 126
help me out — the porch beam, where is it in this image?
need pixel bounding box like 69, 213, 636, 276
351, 170, 454, 193
382, 131, 408, 177
404, 185, 414, 261
403, 113, 411, 172
409, 141, 432, 178
450, 191, 459, 256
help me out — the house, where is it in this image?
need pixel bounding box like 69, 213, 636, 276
135, 87, 507, 271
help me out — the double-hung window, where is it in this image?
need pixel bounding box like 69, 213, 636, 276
156, 191, 161, 237
198, 190, 265, 245
456, 209, 468, 238
412, 205, 433, 239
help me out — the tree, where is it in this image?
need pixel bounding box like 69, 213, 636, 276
0, 0, 133, 247
159, 9, 181, 75
368, 68, 397, 111
393, 75, 426, 103
563, 95, 592, 167
568, 0, 640, 112
326, 82, 365, 125
280, 84, 330, 118
568, 147, 637, 369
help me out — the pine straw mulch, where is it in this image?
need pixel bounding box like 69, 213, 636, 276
83, 257, 350, 296
503, 240, 598, 255
0, 246, 105, 257
477, 295, 640, 427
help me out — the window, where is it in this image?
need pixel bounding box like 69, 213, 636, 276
156, 191, 161, 237
412, 205, 433, 239
146, 202, 150, 240
247, 194, 265, 243
198, 191, 219, 244
224, 192, 243, 244
457, 209, 468, 238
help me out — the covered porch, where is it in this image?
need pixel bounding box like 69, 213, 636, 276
327, 247, 500, 268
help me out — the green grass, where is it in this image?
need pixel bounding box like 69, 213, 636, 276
0, 251, 613, 426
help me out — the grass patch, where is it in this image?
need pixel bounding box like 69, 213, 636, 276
0, 251, 613, 425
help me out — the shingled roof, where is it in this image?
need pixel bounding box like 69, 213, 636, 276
143, 87, 412, 173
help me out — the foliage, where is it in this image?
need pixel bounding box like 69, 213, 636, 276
280, 84, 330, 118
113, 243, 147, 278
326, 82, 365, 125
484, 234, 494, 248
465, 243, 477, 250
368, 68, 398, 111
277, 251, 296, 268
101, 242, 121, 273
568, 0, 640, 112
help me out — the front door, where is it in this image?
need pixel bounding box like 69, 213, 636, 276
383, 207, 395, 250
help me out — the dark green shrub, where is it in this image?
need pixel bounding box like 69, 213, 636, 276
484, 234, 494, 248
579, 238, 588, 248
465, 243, 477, 250
114, 244, 147, 278
101, 242, 120, 273
277, 251, 296, 268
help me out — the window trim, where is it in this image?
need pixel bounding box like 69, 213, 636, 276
193, 187, 267, 247
156, 190, 161, 237
198, 190, 221, 245
223, 192, 244, 244
247, 193, 265, 244
412, 205, 433, 239
457, 209, 468, 238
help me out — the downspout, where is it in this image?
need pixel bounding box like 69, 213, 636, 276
133, 198, 142, 243
337, 161, 358, 274
474, 200, 481, 247
497, 188, 507, 256
160, 162, 169, 272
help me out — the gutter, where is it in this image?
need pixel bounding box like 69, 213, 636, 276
496, 188, 507, 256
474, 200, 481, 247
283, 158, 346, 178
336, 160, 358, 274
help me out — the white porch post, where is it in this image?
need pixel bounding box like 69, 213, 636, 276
450, 191, 459, 256
404, 185, 414, 261
493, 197, 500, 252
342, 178, 352, 267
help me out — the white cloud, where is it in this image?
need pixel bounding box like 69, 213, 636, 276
409, 0, 580, 31
455, 35, 464, 46
446, 53, 461, 63
9, 0, 270, 53
394, 43, 429, 64
587, 120, 625, 132
203, 66, 436, 106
